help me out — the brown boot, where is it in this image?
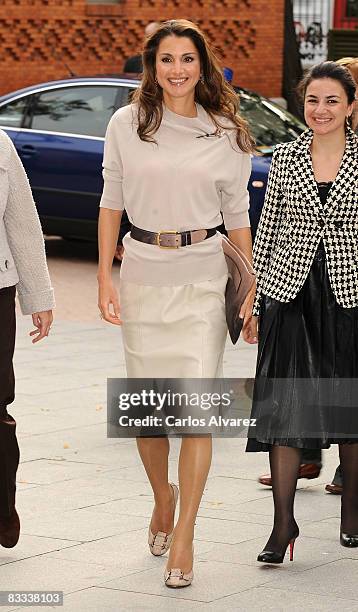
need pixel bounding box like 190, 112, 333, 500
325, 465, 343, 495
258, 463, 321, 487
0, 509, 20, 548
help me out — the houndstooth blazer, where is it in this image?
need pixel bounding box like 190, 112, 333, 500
252, 127, 358, 316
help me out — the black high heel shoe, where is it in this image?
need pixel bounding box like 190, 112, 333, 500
257, 528, 299, 564
340, 530, 358, 548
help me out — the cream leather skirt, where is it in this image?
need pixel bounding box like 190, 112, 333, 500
120, 275, 228, 378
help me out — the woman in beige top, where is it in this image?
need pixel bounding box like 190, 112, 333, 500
98, 19, 255, 587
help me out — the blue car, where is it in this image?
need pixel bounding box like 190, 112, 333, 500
0, 76, 305, 240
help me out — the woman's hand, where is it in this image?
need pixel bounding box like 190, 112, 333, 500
242, 315, 258, 344
239, 284, 258, 344
239, 282, 256, 322
30, 310, 53, 343
98, 279, 122, 325
114, 245, 124, 261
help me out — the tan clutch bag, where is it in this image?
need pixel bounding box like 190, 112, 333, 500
222, 234, 256, 344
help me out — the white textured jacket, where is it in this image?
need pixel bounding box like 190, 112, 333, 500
0, 129, 54, 314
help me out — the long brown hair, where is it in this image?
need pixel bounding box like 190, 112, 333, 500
336, 57, 358, 131
132, 19, 255, 153
336, 57, 358, 85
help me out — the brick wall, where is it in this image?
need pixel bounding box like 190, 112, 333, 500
0, 0, 284, 97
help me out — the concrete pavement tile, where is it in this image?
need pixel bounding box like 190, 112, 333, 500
15, 374, 103, 396
302, 517, 358, 546
18, 424, 121, 465
15, 482, 38, 493
74, 486, 213, 521
45, 530, 154, 571
0, 535, 81, 567
197, 506, 274, 526
16, 423, 116, 454
76, 496, 154, 518
21, 508, 148, 542
15, 407, 107, 435
210, 439, 338, 486
195, 535, 358, 572
203, 586, 358, 611
15, 317, 114, 340
15, 367, 125, 395
62, 587, 206, 611
99, 464, 170, 484
15, 350, 126, 373
83, 476, 151, 498
49, 529, 215, 570
0, 555, 131, 594
40, 440, 142, 467
194, 515, 270, 544
202, 476, 272, 505
17, 475, 150, 516
16, 479, 129, 516
97, 560, 275, 603
11, 388, 107, 415
97, 465, 149, 484
208, 458, 336, 486
15, 429, 127, 462
234, 487, 341, 523
13, 343, 115, 365
17, 459, 111, 486
265, 558, 358, 600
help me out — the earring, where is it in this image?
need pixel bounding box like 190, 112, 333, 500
345, 115, 351, 127
200, 73, 204, 84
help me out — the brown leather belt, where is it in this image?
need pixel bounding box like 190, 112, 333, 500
130, 226, 217, 249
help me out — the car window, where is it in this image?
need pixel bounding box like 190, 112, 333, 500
0, 96, 28, 127
115, 85, 136, 109
235, 88, 305, 147
31, 85, 119, 137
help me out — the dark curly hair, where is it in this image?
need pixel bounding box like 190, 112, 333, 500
131, 19, 255, 153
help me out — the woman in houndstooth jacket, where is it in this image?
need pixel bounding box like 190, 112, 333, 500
244, 61, 358, 563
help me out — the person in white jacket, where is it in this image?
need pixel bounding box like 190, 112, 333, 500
0, 129, 54, 548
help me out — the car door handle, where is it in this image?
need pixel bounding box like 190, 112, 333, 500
18, 144, 37, 158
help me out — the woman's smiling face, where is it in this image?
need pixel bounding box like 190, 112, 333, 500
155, 35, 201, 104
304, 77, 354, 135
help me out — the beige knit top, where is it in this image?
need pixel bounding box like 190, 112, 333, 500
100, 103, 251, 286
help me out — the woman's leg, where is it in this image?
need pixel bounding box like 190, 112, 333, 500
262, 445, 301, 554
339, 443, 358, 535
136, 437, 175, 533
167, 436, 212, 572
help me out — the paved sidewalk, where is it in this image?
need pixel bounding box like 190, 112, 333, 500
0, 315, 357, 611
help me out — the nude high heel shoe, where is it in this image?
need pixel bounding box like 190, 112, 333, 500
148, 482, 179, 556
164, 545, 194, 588
164, 567, 194, 588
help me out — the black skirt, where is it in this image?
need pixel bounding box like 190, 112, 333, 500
246, 241, 358, 451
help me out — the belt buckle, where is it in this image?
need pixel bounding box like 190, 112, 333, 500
157, 230, 180, 249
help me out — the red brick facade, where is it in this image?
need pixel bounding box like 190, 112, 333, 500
0, 0, 284, 97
